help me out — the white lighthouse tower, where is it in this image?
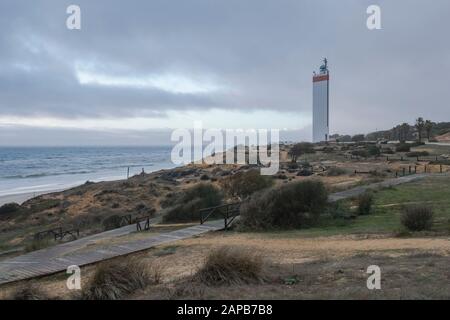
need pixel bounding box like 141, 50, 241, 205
312, 58, 330, 143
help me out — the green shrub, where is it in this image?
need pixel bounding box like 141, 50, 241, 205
0, 203, 22, 220
193, 247, 263, 286
163, 184, 222, 222
102, 215, 123, 231
396, 143, 411, 152
327, 201, 351, 219
221, 170, 273, 199
81, 258, 161, 300
327, 167, 347, 176
0, 202, 21, 215
240, 180, 328, 230
287, 162, 299, 170
357, 192, 374, 215
401, 205, 433, 231
368, 145, 381, 156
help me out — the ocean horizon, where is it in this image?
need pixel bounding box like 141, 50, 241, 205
0, 146, 177, 199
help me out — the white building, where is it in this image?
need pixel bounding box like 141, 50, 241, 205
312, 58, 330, 143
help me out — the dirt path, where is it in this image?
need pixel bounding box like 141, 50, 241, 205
179, 233, 450, 259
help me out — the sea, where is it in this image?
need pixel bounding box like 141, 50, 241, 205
0, 146, 176, 199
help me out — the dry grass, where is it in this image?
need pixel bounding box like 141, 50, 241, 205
80, 257, 162, 300
8, 283, 50, 300
192, 246, 264, 286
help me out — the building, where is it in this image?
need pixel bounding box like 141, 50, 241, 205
312, 58, 330, 143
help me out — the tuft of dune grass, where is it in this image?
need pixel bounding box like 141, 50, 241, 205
80, 257, 162, 300
193, 246, 264, 286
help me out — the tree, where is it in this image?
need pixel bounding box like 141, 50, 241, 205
415, 117, 425, 142
351, 134, 365, 142
220, 169, 273, 200
399, 123, 410, 143
288, 142, 315, 162
425, 120, 433, 141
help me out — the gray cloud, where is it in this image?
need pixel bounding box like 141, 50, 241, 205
0, 0, 449, 138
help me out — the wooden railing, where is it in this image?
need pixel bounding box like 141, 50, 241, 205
199, 202, 241, 230
34, 227, 79, 241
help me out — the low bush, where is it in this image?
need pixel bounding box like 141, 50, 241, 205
327, 167, 347, 176
0, 202, 21, 215
0, 203, 22, 220
102, 215, 123, 231
396, 143, 411, 152
193, 247, 264, 286
239, 180, 328, 230
367, 145, 381, 156
9, 283, 50, 300
327, 201, 351, 220
357, 192, 374, 215
221, 170, 273, 200
81, 258, 161, 300
401, 205, 433, 231
163, 184, 222, 222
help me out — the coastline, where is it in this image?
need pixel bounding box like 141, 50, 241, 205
0, 190, 63, 206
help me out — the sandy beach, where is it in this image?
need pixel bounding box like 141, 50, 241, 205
0, 190, 62, 206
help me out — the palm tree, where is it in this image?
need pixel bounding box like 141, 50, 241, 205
425, 120, 433, 141
415, 117, 425, 142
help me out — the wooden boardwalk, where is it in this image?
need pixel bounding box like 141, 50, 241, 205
0, 173, 437, 286
0, 219, 226, 285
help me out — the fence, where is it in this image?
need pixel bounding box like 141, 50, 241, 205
199, 202, 241, 230
34, 227, 80, 241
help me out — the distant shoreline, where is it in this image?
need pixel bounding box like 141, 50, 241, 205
0, 190, 62, 206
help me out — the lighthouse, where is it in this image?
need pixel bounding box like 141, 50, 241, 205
312, 58, 330, 143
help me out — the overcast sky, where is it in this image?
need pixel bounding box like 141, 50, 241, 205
0, 0, 449, 146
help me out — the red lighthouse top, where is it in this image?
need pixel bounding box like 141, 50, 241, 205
313, 74, 329, 82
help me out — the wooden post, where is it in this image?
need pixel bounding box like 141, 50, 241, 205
415, 166, 417, 173
402, 168, 406, 176
409, 166, 411, 174
424, 165, 427, 173
440, 165, 443, 173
